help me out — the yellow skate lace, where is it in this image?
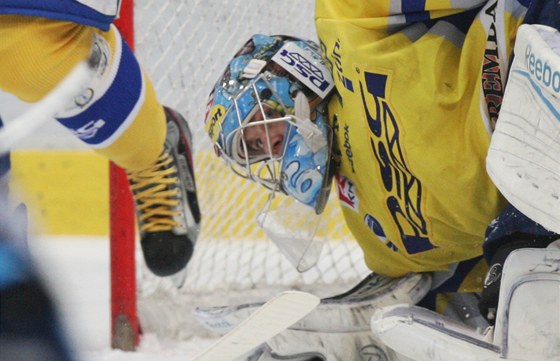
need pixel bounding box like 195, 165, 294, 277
127, 152, 181, 232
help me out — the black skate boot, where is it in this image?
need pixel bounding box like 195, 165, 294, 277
127, 107, 201, 277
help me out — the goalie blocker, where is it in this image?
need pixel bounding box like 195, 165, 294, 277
486, 24, 560, 234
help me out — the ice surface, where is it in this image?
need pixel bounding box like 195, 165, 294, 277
28, 235, 217, 361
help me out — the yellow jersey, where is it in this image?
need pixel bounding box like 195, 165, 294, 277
316, 0, 527, 277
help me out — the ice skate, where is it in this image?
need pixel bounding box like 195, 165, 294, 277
127, 106, 201, 278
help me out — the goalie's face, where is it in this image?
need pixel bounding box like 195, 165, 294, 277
205, 34, 336, 214
239, 105, 287, 160
208, 74, 295, 196
206, 33, 338, 272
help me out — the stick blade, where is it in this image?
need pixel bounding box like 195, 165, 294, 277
192, 291, 319, 361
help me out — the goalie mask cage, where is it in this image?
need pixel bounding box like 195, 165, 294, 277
111, 0, 369, 350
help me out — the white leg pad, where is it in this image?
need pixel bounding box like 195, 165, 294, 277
372, 304, 499, 361
493, 245, 560, 361
371, 245, 560, 361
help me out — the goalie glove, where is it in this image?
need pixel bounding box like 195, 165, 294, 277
486, 24, 560, 233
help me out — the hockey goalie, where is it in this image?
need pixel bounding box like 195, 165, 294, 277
201, 0, 560, 360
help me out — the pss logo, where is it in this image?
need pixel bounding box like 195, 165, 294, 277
271, 42, 334, 99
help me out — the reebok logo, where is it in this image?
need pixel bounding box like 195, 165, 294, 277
525, 44, 560, 94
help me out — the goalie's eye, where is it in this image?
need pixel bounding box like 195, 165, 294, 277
240, 108, 287, 158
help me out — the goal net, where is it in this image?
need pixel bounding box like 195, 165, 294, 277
128, 0, 369, 341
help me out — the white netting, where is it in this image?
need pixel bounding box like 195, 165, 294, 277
132, 0, 369, 339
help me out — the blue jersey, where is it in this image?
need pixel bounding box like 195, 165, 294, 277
0, 0, 120, 30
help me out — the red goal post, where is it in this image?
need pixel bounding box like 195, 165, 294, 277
111, 0, 139, 351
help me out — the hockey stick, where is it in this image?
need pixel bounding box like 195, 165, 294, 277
0, 61, 94, 156
191, 291, 320, 361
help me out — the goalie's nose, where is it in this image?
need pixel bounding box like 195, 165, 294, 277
242, 122, 286, 158
266, 130, 285, 157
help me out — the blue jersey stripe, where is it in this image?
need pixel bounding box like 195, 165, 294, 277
56, 36, 143, 145
0, 0, 117, 30
402, 0, 430, 22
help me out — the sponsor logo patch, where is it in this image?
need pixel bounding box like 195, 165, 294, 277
364, 214, 398, 252
336, 174, 358, 211
525, 44, 560, 95
272, 42, 334, 98
205, 104, 226, 144
73, 119, 106, 140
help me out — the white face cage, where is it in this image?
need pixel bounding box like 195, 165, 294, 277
212, 70, 334, 273
217, 72, 297, 193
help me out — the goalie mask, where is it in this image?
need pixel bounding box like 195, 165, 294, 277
205, 34, 336, 271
